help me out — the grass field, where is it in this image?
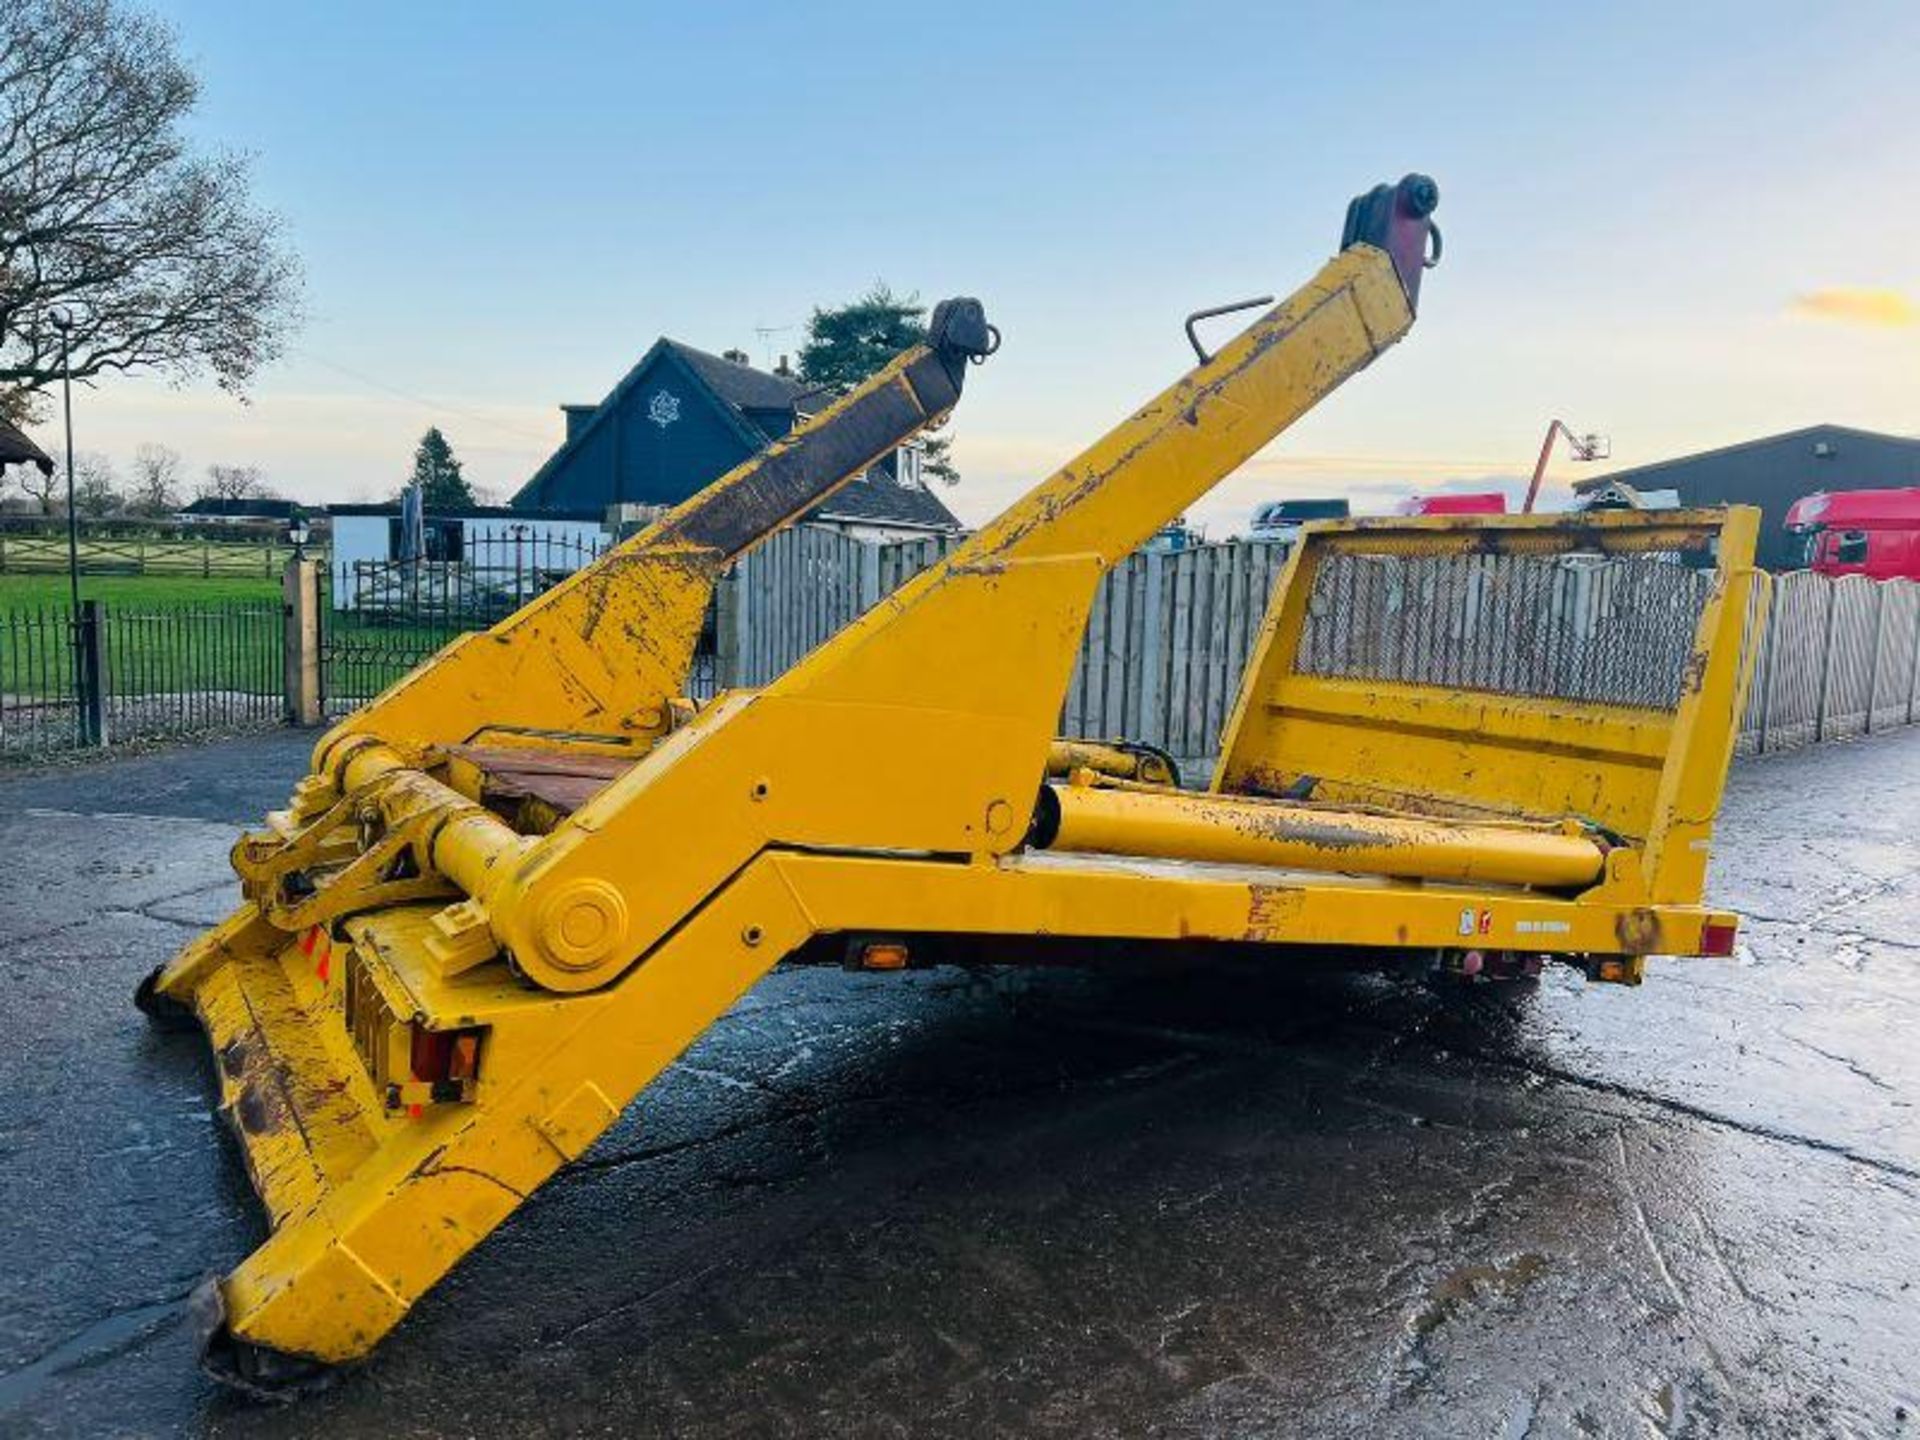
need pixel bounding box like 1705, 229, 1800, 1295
1, 573, 284, 702
0, 572, 280, 615
0, 570, 469, 705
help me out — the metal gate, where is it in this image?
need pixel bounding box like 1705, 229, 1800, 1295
318, 535, 717, 718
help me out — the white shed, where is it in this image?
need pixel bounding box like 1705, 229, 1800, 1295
327, 504, 609, 610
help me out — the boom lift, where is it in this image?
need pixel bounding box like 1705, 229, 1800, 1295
143, 174, 1762, 1392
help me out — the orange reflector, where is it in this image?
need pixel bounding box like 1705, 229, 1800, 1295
447, 1032, 481, 1082
410, 1024, 484, 1086
858, 941, 910, 971
1700, 920, 1738, 957
1592, 955, 1644, 985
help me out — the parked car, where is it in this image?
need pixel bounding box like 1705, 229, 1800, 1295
1248, 497, 1349, 546
1785, 488, 1920, 579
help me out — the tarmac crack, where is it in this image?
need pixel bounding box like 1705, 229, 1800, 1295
0, 1288, 195, 1414
1783, 1033, 1898, 1093
1423, 1030, 1920, 1187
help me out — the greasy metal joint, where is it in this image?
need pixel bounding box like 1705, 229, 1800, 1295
1341, 172, 1440, 309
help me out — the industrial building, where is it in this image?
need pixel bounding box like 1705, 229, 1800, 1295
1574, 424, 1920, 570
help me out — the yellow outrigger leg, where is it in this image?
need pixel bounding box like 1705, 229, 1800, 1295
143, 174, 1762, 1395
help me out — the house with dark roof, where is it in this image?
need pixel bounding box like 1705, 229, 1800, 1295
1573, 424, 1920, 570
511, 340, 962, 542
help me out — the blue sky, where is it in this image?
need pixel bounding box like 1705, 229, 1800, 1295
59, 0, 1920, 532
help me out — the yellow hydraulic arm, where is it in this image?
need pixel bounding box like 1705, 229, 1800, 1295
310, 296, 997, 780
139, 174, 1751, 1393
143, 301, 996, 943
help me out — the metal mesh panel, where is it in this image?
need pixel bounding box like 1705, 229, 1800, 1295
1295, 550, 1716, 710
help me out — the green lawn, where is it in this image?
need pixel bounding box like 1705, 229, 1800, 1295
0, 572, 280, 615
0, 573, 284, 699
0, 570, 476, 705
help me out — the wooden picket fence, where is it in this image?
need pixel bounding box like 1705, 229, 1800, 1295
0, 532, 302, 577
725, 525, 1920, 764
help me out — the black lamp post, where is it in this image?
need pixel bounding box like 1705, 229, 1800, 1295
49, 307, 79, 618
287, 508, 311, 561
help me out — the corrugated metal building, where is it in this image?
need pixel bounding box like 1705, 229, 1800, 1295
1574, 424, 1920, 570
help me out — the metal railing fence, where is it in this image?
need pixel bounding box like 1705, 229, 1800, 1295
1, 598, 282, 761
3, 527, 1914, 768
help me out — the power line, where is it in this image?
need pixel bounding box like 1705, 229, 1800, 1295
289, 348, 555, 447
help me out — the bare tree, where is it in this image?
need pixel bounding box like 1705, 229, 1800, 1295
72, 449, 120, 516
199, 463, 267, 504
125, 441, 182, 515
16, 455, 60, 514
0, 0, 302, 425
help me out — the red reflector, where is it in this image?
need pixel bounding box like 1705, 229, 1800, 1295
409, 1024, 484, 1086
1700, 920, 1738, 957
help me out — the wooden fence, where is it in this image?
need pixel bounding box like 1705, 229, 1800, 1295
726, 525, 1920, 764
1739, 572, 1920, 754
0, 533, 303, 577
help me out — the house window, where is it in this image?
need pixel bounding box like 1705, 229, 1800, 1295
895, 445, 923, 490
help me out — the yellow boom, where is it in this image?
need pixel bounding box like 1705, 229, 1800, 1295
141, 175, 1762, 1394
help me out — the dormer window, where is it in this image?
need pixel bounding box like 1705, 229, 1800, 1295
895, 444, 924, 490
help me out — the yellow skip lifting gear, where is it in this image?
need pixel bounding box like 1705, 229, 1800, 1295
139, 174, 1762, 1393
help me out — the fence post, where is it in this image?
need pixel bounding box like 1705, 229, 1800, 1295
1813, 580, 1838, 743
1138, 547, 1167, 748
857, 541, 882, 613
1863, 582, 1886, 734
76, 599, 107, 747
715, 568, 741, 690
283, 556, 323, 726
1909, 584, 1920, 725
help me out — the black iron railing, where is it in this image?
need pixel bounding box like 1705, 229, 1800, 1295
0, 598, 283, 761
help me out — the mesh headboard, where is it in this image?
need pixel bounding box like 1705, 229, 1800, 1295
1294, 549, 1717, 711
1214, 509, 1761, 875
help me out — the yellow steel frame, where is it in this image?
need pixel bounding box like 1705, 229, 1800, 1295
144, 185, 1762, 1381
1214, 506, 1765, 906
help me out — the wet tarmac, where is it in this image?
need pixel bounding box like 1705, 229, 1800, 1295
1, 728, 1916, 1437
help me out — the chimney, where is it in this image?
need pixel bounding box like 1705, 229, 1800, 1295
722, 348, 750, 365
774, 354, 793, 377
561, 403, 596, 442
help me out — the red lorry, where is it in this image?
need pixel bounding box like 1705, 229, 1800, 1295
1396, 491, 1508, 517
1785, 488, 1920, 579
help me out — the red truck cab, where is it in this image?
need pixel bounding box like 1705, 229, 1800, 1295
1785, 488, 1920, 579
1396, 491, 1509, 517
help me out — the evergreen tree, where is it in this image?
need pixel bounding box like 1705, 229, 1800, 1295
798, 285, 959, 485
408, 427, 473, 508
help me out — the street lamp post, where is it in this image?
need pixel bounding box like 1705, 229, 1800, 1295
48, 307, 100, 745
50, 308, 79, 617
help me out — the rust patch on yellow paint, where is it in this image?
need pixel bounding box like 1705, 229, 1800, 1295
1246, 883, 1303, 938
1614, 908, 1663, 954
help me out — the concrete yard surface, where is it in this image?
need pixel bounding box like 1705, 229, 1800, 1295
0, 727, 1917, 1436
